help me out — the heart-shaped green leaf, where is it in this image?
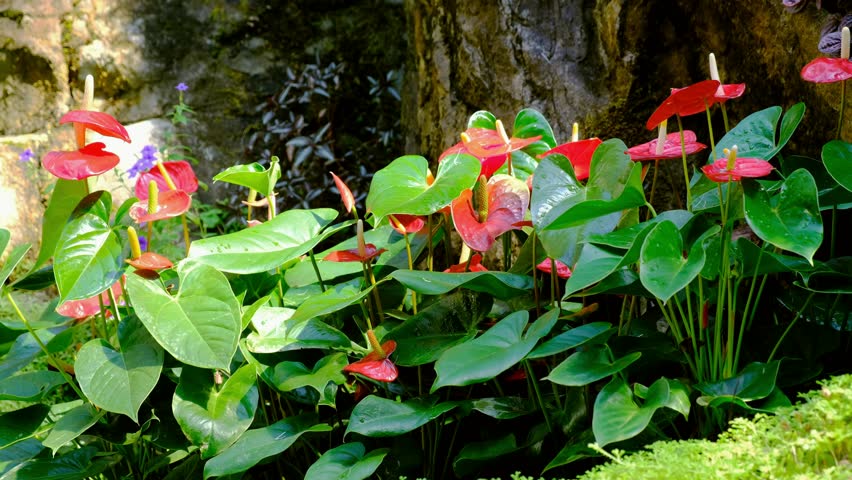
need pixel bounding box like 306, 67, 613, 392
262, 353, 348, 407
54, 190, 123, 303
0, 328, 64, 380
34, 179, 88, 270
188, 209, 343, 274
744, 170, 823, 264
431, 310, 556, 391
453, 433, 521, 477
385, 290, 491, 366
345, 396, 458, 437
469, 397, 535, 419
593, 377, 690, 446
0, 243, 31, 294
695, 361, 780, 404
0, 404, 49, 448
8, 446, 119, 480
76, 316, 163, 422
528, 322, 615, 359
562, 244, 624, 298
366, 154, 480, 220
513, 108, 557, 153
639, 221, 719, 302
304, 443, 388, 480
389, 269, 533, 299
287, 279, 376, 324
822, 140, 852, 192
42, 404, 103, 454
173, 364, 258, 459
544, 345, 640, 386
246, 307, 350, 353
203, 414, 331, 479
213, 157, 281, 196
0, 371, 64, 402
0, 438, 43, 476
127, 261, 241, 370
468, 110, 497, 129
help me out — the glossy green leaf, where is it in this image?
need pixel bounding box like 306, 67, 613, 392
262, 353, 348, 407
593, 377, 690, 446
304, 443, 387, 480
42, 405, 102, 454
0, 328, 63, 380
389, 269, 532, 299
453, 433, 519, 477
203, 414, 331, 479
173, 364, 258, 459
246, 306, 350, 353
797, 257, 852, 293
288, 279, 375, 324
528, 322, 615, 359
188, 209, 342, 274
468, 110, 497, 129
0, 230, 8, 257
734, 238, 813, 277
562, 244, 623, 297
822, 140, 852, 192
743, 170, 823, 264
345, 396, 458, 437
514, 108, 557, 152
0, 244, 30, 294
76, 316, 163, 422
432, 310, 555, 391
385, 290, 491, 366
127, 261, 241, 370
695, 361, 780, 405
469, 397, 535, 419
366, 154, 480, 220
545, 345, 640, 386
9, 266, 55, 292
0, 371, 64, 402
640, 221, 719, 302
53, 191, 123, 303
702, 386, 792, 414
4, 445, 119, 480
34, 179, 88, 269
585, 210, 693, 249
0, 404, 49, 448
213, 157, 281, 196
0, 438, 43, 477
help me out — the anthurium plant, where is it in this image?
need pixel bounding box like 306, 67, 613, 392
1, 43, 851, 480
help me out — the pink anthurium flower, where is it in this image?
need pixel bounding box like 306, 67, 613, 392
536, 259, 572, 279
444, 254, 488, 273
538, 138, 602, 181
126, 252, 173, 272
42, 142, 120, 180
439, 124, 542, 178
129, 190, 192, 223
451, 174, 530, 252
59, 110, 131, 143
389, 214, 425, 235
626, 131, 707, 161
324, 244, 387, 262
646, 80, 721, 129
343, 339, 398, 383
56, 279, 123, 319
439, 137, 508, 179
801, 57, 852, 83
714, 83, 746, 102
330, 172, 356, 214
134, 161, 199, 200
701, 157, 773, 182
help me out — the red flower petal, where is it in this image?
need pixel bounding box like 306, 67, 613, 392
462, 128, 542, 159
343, 340, 398, 382
646, 80, 721, 130
444, 253, 488, 273
451, 175, 530, 252
701, 158, 773, 183
538, 138, 603, 180
323, 244, 387, 262
439, 140, 508, 178
389, 214, 426, 235
126, 252, 173, 271
129, 189, 192, 223
536, 259, 572, 279
626, 131, 707, 161
801, 57, 852, 83
56, 279, 123, 319
135, 161, 199, 200
42, 142, 120, 180
714, 83, 746, 101
59, 110, 131, 142
330, 172, 356, 213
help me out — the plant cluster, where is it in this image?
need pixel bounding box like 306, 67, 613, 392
0, 37, 850, 480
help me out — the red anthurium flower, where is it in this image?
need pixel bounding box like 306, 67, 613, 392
626, 131, 707, 161
343, 340, 398, 382
126, 252, 173, 271
646, 80, 721, 129
538, 138, 602, 181
451, 175, 530, 252
330, 172, 356, 214
129, 189, 192, 223
42, 142, 120, 180
714, 83, 746, 101
247, 219, 263, 228
324, 244, 387, 262
134, 161, 199, 200
56, 279, 123, 319
439, 139, 509, 179
439, 125, 542, 178
389, 214, 425, 235
536, 259, 572, 279
59, 110, 131, 143
701, 157, 773, 182
801, 57, 852, 83
444, 253, 488, 273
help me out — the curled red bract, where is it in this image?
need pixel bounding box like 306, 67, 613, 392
56, 279, 123, 319
536, 259, 572, 279
389, 214, 426, 235
343, 340, 398, 382
42, 142, 120, 180
626, 131, 707, 161
801, 57, 852, 83
451, 175, 529, 252
129, 189, 193, 223
646, 80, 721, 130
126, 252, 173, 271
134, 161, 199, 200
538, 138, 602, 180
331, 172, 356, 214
444, 254, 488, 273
324, 244, 387, 262
60, 110, 131, 142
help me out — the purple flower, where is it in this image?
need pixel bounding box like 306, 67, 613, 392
175, 83, 189, 92
127, 145, 158, 179
19, 148, 34, 162
137, 235, 148, 252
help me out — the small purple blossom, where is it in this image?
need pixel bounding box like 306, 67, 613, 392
19, 148, 34, 162
127, 144, 159, 179
137, 235, 148, 252
175, 83, 189, 92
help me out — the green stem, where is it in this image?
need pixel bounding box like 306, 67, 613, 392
734, 244, 766, 371
180, 214, 191, 256
837, 79, 847, 140
308, 249, 326, 292
426, 215, 434, 272
676, 115, 693, 211
647, 160, 660, 220
531, 232, 541, 317
720, 103, 731, 133
768, 292, 816, 362
403, 233, 417, 313
524, 360, 552, 433
502, 233, 512, 271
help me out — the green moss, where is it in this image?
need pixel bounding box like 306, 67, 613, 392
577, 374, 852, 480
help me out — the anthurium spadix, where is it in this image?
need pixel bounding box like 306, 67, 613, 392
451, 174, 530, 252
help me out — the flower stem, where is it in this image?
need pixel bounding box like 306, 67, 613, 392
837, 79, 847, 140
402, 233, 417, 313
308, 249, 326, 292
524, 359, 552, 433
768, 292, 815, 363
676, 115, 693, 211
